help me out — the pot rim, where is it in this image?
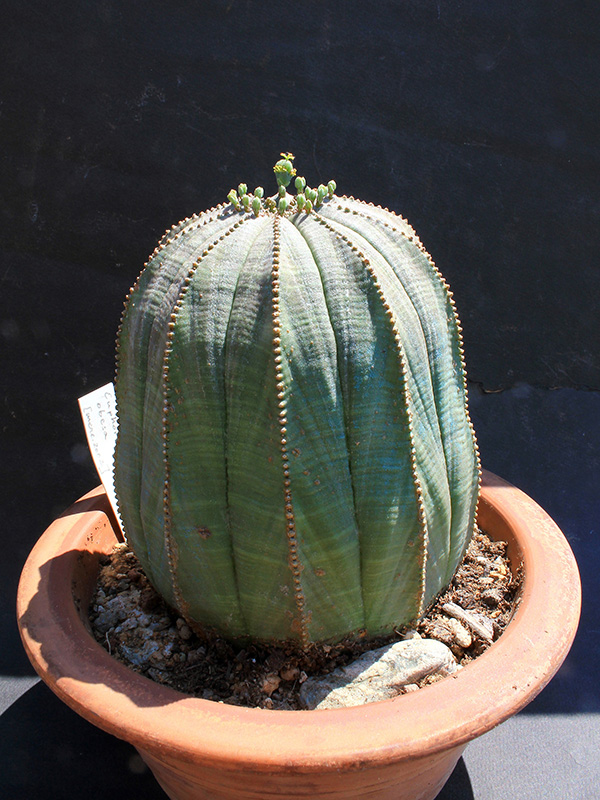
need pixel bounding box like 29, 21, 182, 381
17, 470, 580, 772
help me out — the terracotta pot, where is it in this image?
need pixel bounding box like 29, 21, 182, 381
17, 470, 580, 800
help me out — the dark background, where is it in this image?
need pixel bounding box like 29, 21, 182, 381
2, 1, 599, 797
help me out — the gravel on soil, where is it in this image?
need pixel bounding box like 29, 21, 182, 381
89, 527, 521, 710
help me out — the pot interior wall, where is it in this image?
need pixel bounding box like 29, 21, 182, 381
66, 494, 119, 627
476, 486, 524, 575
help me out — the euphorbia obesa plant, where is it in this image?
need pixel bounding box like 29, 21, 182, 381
114, 154, 480, 648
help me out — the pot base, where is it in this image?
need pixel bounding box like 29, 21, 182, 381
140, 744, 465, 800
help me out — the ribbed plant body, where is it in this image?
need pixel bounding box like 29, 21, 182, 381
114, 160, 480, 647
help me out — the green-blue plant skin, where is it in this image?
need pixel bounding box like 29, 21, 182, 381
114, 157, 480, 648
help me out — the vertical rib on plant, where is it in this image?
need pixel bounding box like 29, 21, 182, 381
114, 155, 480, 647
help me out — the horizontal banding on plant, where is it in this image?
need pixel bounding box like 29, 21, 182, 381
113, 154, 480, 646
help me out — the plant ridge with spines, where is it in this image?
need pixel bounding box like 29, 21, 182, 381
114, 153, 481, 647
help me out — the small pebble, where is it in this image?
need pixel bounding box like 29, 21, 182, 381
94, 595, 131, 633
119, 640, 161, 667
481, 589, 502, 608
152, 616, 172, 632
280, 665, 300, 682
262, 674, 281, 696
446, 618, 472, 648
150, 650, 166, 664
147, 668, 168, 683
178, 624, 193, 641
491, 557, 508, 576
161, 642, 176, 658
114, 618, 138, 634
442, 602, 494, 643
187, 650, 202, 664
428, 619, 454, 647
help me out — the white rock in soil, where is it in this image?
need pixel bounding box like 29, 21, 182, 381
442, 602, 494, 643
299, 639, 458, 710
445, 618, 472, 648
114, 617, 138, 634
94, 592, 138, 633
119, 639, 162, 668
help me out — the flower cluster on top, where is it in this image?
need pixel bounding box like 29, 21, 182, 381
227, 153, 337, 216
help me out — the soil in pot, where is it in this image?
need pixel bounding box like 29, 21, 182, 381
88, 526, 520, 710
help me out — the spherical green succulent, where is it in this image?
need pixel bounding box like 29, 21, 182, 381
114, 154, 480, 648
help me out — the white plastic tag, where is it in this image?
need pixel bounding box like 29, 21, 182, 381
78, 382, 124, 535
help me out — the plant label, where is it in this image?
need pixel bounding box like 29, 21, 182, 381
78, 382, 124, 535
